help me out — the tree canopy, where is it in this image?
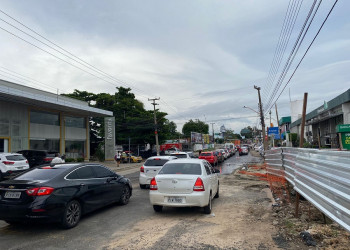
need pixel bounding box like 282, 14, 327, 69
182, 119, 209, 137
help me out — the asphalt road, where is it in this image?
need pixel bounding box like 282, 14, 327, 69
0, 152, 262, 250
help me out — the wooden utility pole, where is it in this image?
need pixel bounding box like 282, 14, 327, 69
149, 98, 160, 156
254, 85, 267, 151
210, 122, 215, 143
296, 92, 308, 218
275, 103, 282, 146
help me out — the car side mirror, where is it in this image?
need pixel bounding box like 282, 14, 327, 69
214, 169, 220, 174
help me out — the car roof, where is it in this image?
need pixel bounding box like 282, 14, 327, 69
170, 152, 188, 155
147, 156, 177, 160
165, 158, 204, 163
0, 153, 23, 156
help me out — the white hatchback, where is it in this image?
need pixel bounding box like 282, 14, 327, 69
149, 159, 219, 214
170, 152, 192, 159
0, 153, 30, 180
139, 156, 177, 189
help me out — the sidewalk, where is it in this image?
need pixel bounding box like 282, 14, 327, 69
89, 160, 143, 175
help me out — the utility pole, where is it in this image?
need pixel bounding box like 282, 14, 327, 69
275, 103, 282, 146
149, 98, 160, 156
210, 122, 215, 143
254, 85, 267, 151
269, 110, 272, 127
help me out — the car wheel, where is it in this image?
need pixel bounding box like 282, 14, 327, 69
119, 185, 131, 205
61, 200, 81, 229
214, 184, 219, 198
153, 205, 163, 212
140, 184, 147, 189
203, 193, 212, 214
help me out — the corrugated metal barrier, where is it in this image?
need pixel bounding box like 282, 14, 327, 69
265, 147, 350, 233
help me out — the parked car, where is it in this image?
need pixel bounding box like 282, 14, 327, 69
149, 159, 219, 214
17, 150, 58, 168
198, 151, 218, 166
219, 149, 228, 160
215, 151, 224, 163
0, 153, 29, 180
239, 146, 249, 156
170, 152, 192, 159
139, 156, 177, 189
0, 163, 132, 228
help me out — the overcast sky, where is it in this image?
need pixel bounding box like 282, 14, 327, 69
0, 0, 349, 134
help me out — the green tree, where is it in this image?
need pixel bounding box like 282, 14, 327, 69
240, 126, 253, 139
182, 119, 209, 137
225, 129, 242, 140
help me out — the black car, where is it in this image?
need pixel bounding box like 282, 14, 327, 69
0, 163, 132, 228
17, 150, 58, 168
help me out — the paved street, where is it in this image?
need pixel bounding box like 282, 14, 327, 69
0, 152, 281, 250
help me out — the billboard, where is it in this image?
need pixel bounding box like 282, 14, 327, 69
191, 132, 202, 143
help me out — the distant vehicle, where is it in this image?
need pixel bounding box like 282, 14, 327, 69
198, 151, 218, 166
17, 150, 58, 168
0, 163, 132, 228
219, 149, 228, 160
164, 147, 180, 155
139, 156, 177, 189
0, 153, 29, 180
121, 152, 142, 163
149, 159, 219, 214
170, 152, 192, 159
214, 151, 224, 163
239, 146, 249, 156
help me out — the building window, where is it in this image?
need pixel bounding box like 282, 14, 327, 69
65, 116, 86, 128
30, 110, 59, 126
30, 139, 60, 152
0, 118, 9, 136
65, 140, 85, 159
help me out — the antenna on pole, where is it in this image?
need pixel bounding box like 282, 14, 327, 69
148, 97, 160, 156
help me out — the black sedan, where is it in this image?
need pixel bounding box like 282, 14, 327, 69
0, 163, 132, 229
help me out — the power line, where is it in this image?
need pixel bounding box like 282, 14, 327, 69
265, 0, 339, 111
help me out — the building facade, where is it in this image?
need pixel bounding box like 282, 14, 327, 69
0, 80, 113, 160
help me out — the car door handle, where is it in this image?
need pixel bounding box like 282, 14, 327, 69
80, 183, 85, 187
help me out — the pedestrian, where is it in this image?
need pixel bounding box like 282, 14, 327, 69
51, 153, 65, 164
116, 151, 121, 167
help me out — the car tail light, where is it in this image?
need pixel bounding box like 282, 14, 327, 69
3, 161, 15, 165
26, 187, 55, 196
43, 157, 52, 162
150, 177, 158, 190
32, 208, 46, 212
26, 160, 28, 164
140, 166, 144, 173
193, 177, 205, 191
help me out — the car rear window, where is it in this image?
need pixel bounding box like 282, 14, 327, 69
200, 153, 211, 156
171, 154, 187, 158
15, 167, 65, 181
47, 152, 57, 157
144, 159, 169, 166
5, 155, 26, 161
158, 163, 202, 175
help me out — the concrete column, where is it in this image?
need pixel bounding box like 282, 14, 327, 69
342, 103, 350, 124
85, 117, 90, 161
104, 117, 115, 161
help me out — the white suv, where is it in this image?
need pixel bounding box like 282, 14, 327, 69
139, 156, 177, 189
170, 152, 192, 159
0, 153, 30, 180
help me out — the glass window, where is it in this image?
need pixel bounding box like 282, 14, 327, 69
15, 168, 65, 181
204, 163, 212, 175
92, 165, 114, 178
6, 154, 26, 161
75, 167, 96, 179
30, 110, 59, 126
200, 153, 211, 156
65, 116, 86, 128
170, 154, 187, 158
144, 159, 169, 166
30, 139, 60, 152
158, 163, 202, 175
65, 140, 85, 159
66, 170, 79, 180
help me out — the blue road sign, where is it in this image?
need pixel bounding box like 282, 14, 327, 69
268, 127, 279, 135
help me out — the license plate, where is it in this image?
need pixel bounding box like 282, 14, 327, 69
4, 191, 21, 199
167, 197, 183, 203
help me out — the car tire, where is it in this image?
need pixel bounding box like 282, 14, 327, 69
139, 184, 147, 189
61, 200, 81, 229
203, 193, 212, 214
214, 184, 219, 198
119, 185, 131, 205
153, 205, 163, 212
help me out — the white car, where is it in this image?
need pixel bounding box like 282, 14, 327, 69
0, 153, 30, 180
139, 156, 177, 189
170, 152, 192, 159
149, 159, 219, 214
219, 149, 228, 160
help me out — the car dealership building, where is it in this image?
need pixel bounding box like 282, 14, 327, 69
0, 79, 114, 160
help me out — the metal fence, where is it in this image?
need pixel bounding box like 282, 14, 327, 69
265, 147, 350, 233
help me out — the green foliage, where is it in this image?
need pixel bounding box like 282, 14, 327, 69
182, 119, 209, 137
289, 133, 299, 147
95, 143, 105, 162
65, 158, 75, 163
215, 138, 224, 144
77, 158, 85, 162
225, 129, 242, 140
240, 126, 253, 139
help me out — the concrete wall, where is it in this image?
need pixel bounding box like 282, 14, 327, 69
343, 103, 350, 124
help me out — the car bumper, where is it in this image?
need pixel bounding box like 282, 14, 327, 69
149, 191, 209, 208
139, 173, 154, 185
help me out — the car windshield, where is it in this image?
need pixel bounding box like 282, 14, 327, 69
158, 163, 202, 175
5, 155, 26, 161
144, 159, 169, 166
200, 153, 211, 156
15, 167, 66, 181
171, 154, 187, 158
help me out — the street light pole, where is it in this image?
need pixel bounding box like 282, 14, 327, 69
254, 85, 267, 151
